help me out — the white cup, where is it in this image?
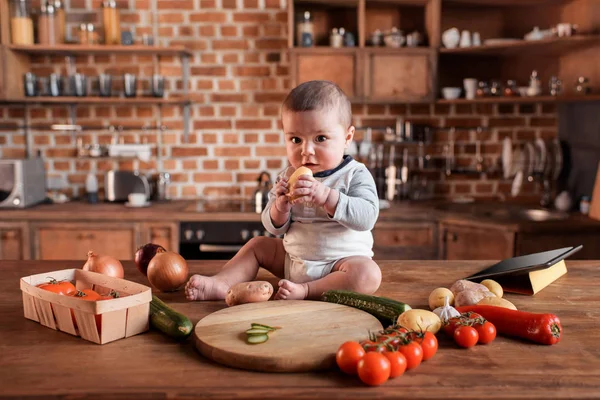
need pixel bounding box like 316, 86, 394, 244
472, 32, 481, 46
463, 78, 478, 100
128, 193, 147, 206
459, 30, 471, 47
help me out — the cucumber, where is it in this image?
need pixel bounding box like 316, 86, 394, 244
251, 323, 276, 331
149, 295, 193, 339
321, 290, 411, 327
246, 328, 271, 335
246, 334, 269, 344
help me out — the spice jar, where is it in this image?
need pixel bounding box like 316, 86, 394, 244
296, 11, 314, 47
504, 80, 518, 96
38, 2, 57, 45
78, 23, 87, 44
102, 0, 121, 45
476, 81, 489, 97
10, 0, 34, 45
53, 0, 65, 43
87, 23, 98, 44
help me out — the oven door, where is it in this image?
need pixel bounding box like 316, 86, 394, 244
179, 221, 268, 260
179, 243, 243, 260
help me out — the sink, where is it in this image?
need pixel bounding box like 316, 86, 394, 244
518, 209, 569, 221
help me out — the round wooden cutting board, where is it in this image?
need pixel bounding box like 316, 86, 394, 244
194, 300, 383, 372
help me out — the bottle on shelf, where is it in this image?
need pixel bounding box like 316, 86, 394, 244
296, 11, 314, 47
10, 0, 34, 45
102, 0, 121, 45
53, 0, 65, 43
38, 1, 57, 45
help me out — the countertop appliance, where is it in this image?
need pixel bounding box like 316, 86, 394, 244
104, 170, 150, 202
0, 158, 47, 208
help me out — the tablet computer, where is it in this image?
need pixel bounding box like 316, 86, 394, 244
465, 245, 583, 281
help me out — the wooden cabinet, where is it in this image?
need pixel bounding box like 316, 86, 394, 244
364, 48, 436, 102
32, 222, 138, 261
440, 223, 514, 260
373, 221, 437, 260
516, 232, 600, 260
291, 49, 361, 99
138, 222, 179, 252
0, 222, 29, 260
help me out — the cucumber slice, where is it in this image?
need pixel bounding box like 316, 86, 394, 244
251, 323, 276, 331
246, 328, 271, 335
246, 334, 269, 344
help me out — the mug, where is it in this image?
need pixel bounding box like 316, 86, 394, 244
459, 30, 471, 47
463, 78, 478, 100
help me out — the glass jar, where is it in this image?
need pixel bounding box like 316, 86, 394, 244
38, 2, 57, 45
504, 80, 518, 96
296, 11, 314, 47
476, 81, 489, 97
53, 0, 65, 43
78, 23, 87, 44
87, 23, 98, 44
490, 80, 503, 96
10, 0, 34, 45
102, 0, 121, 45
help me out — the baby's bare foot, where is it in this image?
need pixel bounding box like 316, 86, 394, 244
274, 279, 308, 300
185, 274, 229, 301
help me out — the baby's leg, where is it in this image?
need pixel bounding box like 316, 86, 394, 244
185, 236, 286, 301
276, 256, 381, 301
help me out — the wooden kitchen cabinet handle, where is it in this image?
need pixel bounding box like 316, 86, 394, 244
77, 233, 95, 240
446, 232, 458, 242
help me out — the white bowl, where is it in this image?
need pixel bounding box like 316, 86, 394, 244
128, 193, 147, 206
442, 27, 460, 49
442, 87, 462, 100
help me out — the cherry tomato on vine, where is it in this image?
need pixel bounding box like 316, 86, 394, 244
37, 279, 77, 296
383, 351, 407, 378
357, 352, 391, 386
454, 325, 479, 348
336, 341, 366, 375
474, 321, 497, 344
409, 331, 438, 361
398, 341, 423, 370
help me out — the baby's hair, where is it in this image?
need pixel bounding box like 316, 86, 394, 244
282, 80, 352, 129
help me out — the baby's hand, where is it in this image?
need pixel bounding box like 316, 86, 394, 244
289, 175, 331, 208
274, 176, 292, 214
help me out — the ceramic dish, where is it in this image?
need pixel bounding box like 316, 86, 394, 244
534, 138, 547, 173
502, 137, 512, 179
125, 201, 151, 208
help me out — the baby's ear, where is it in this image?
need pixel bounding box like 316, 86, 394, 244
345, 125, 355, 144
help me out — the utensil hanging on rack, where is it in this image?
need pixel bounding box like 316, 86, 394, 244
385, 145, 397, 202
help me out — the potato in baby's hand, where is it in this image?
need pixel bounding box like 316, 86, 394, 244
287, 166, 313, 202
225, 281, 274, 307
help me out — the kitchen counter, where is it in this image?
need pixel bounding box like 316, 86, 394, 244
2, 199, 600, 232
2, 260, 599, 399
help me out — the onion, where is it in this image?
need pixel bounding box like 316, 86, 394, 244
134, 243, 166, 276
82, 250, 125, 295
147, 250, 189, 292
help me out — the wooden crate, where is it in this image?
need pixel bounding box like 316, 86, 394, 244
20, 269, 152, 344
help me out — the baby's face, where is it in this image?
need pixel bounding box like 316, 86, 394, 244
282, 109, 354, 174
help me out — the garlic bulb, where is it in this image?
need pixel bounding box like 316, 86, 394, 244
433, 296, 461, 322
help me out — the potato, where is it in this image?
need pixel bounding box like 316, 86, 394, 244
428, 287, 454, 310
454, 289, 496, 307
287, 166, 313, 201
225, 281, 273, 307
450, 279, 489, 295
481, 279, 503, 298
397, 309, 441, 334
477, 296, 517, 310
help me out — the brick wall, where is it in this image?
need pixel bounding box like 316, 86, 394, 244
0, 0, 557, 202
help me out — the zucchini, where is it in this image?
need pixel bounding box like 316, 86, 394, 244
321, 290, 411, 327
149, 295, 193, 339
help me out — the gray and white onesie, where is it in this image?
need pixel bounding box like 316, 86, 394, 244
261, 156, 379, 283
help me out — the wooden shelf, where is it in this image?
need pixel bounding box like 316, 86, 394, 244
444, 0, 566, 6
5, 44, 192, 57
294, 0, 358, 6
440, 35, 600, 56
437, 95, 600, 104
0, 96, 191, 105
289, 46, 358, 53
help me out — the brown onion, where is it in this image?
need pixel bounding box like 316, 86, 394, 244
147, 251, 189, 292
134, 243, 166, 276
82, 250, 125, 295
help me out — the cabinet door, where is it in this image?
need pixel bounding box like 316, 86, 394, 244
292, 50, 360, 99
440, 224, 514, 260
516, 233, 600, 260
33, 222, 137, 261
138, 222, 179, 252
373, 222, 437, 260
0, 222, 30, 260
364, 49, 436, 103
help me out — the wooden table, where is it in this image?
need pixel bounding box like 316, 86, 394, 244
1, 260, 600, 399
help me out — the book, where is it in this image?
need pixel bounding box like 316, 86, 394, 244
465, 246, 582, 295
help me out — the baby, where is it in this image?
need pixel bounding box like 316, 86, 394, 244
185, 80, 381, 301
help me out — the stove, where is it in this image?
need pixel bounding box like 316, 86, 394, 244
179, 200, 276, 260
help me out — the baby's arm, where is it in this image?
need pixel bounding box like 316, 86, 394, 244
261, 175, 292, 235
330, 166, 379, 231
